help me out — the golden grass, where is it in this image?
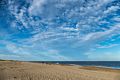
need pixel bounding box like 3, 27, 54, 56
0, 61, 120, 80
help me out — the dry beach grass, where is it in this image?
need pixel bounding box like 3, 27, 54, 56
0, 61, 120, 80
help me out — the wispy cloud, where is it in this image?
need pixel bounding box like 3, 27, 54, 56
97, 44, 119, 49
0, 0, 120, 60
81, 23, 120, 41
86, 51, 120, 61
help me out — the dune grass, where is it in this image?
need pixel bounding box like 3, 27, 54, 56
0, 61, 120, 80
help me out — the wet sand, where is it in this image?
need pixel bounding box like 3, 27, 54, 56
0, 61, 120, 80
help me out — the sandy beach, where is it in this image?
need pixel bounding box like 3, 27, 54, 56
0, 61, 120, 80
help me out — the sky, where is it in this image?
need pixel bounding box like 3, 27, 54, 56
0, 0, 120, 61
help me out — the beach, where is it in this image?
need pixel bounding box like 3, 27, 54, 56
0, 61, 120, 80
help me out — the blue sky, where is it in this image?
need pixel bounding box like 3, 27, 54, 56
0, 0, 120, 61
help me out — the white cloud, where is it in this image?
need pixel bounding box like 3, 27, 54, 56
3, 0, 120, 60
82, 23, 120, 41
104, 6, 119, 14
1, 40, 69, 61
6, 43, 31, 56
97, 44, 119, 49
60, 27, 79, 32
0, 54, 21, 60
29, 0, 46, 15
87, 52, 120, 61
113, 17, 120, 22
38, 49, 70, 61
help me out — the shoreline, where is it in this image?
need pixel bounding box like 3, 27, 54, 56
1, 60, 120, 70
30, 61, 120, 70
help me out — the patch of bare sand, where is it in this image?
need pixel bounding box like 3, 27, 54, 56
0, 61, 120, 80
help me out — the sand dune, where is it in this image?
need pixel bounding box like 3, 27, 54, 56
0, 61, 120, 80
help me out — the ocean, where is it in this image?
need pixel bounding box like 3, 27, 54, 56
31, 61, 120, 69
